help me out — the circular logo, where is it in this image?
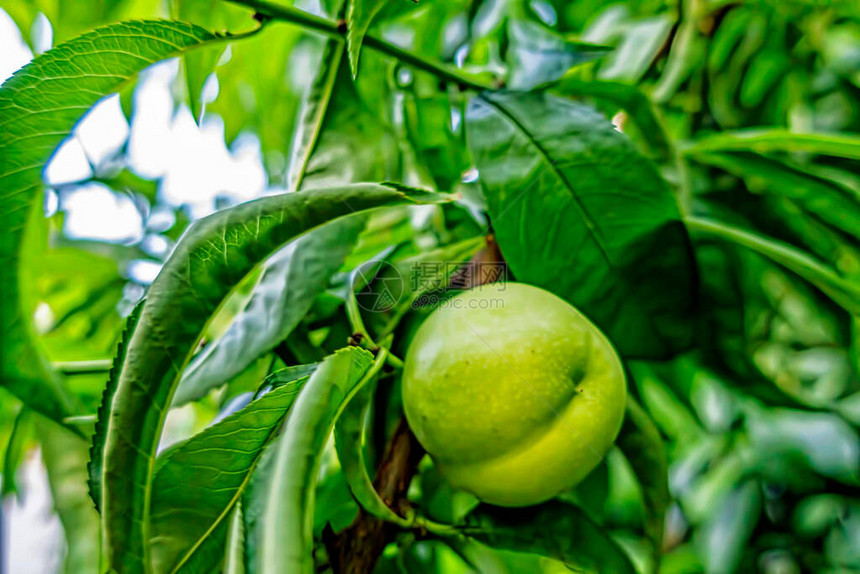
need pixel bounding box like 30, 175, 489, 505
351, 260, 404, 313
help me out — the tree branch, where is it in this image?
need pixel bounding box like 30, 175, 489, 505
323, 418, 424, 574
323, 235, 507, 573
225, 0, 494, 91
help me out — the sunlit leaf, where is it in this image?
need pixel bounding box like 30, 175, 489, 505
1, 407, 33, 497
686, 130, 860, 160
507, 17, 607, 90
287, 39, 345, 191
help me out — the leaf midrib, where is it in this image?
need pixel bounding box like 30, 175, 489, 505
167, 423, 282, 574
479, 94, 614, 267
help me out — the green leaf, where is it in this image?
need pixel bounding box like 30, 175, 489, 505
686, 217, 860, 315
169, 0, 253, 123
689, 151, 860, 238
2, 407, 33, 497
259, 347, 375, 573
175, 41, 404, 404
301, 49, 400, 188
593, 13, 673, 83
550, 76, 671, 160
2, 0, 163, 47
459, 500, 636, 573
260, 363, 319, 393
0, 19, 221, 430
176, 215, 366, 405
149, 379, 308, 574
333, 348, 407, 525
507, 18, 607, 90
466, 91, 695, 359
287, 39, 345, 191
698, 480, 761, 574
88, 302, 144, 510
617, 396, 670, 565
363, 236, 487, 338
39, 419, 101, 574
224, 504, 246, 574
100, 183, 451, 574
238, 446, 274, 574
346, 0, 388, 77
685, 130, 860, 160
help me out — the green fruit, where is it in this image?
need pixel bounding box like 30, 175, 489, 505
402, 282, 626, 507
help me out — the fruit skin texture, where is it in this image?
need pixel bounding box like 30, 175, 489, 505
402, 283, 626, 507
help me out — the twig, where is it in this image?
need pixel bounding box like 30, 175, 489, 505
224, 0, 494, 91
323, 418, 424, 574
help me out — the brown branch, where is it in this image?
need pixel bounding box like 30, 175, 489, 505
323, 235, 507, 573
322, 418, 424, 574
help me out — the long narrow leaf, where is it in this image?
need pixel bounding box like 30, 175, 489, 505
617, 396, 670, 565
150, 379, 309, 573
685, 129, 860, 159
88, 301, 144, 510
175, 215, 366, 405
260, 347, 374, 573
100, 183, 451, 573
346, 0, 387, 77
686, 216, 860, 314
333, 348, 408, 525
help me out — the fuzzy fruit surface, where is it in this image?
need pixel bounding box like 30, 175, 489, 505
402, 282, 627, 507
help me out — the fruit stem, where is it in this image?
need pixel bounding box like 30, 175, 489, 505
385, 353, 404, 370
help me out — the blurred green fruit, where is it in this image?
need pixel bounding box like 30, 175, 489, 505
402, 283, 627, 506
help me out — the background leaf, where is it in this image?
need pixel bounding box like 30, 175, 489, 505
507, 18, 607, 90
459, 500, 636, 573
617, 395, 670, 563
686, 217, 860, 314
686, 130, 860, 160
2, 408, 33, 497
39, 419, 101, 574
